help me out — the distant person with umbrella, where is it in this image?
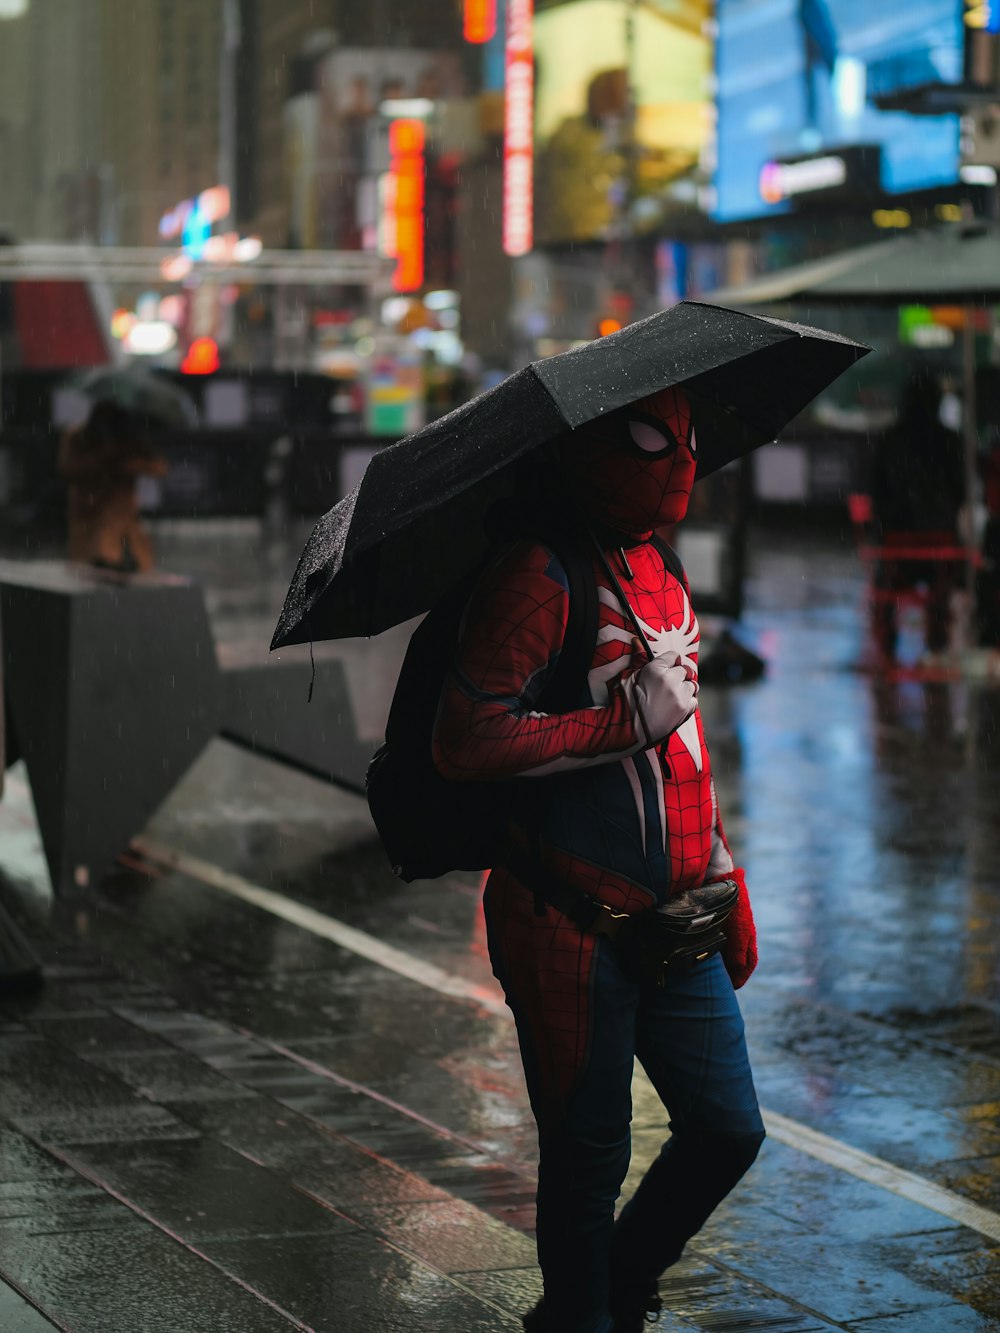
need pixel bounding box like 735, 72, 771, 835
869, 367, 965, 663
58, 400, 168, 573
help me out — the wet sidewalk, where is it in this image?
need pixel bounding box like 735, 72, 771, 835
3, 524, 1000, 1331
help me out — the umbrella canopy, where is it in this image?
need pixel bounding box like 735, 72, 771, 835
707, 221, 1000, 307
70, 365, 198, 428
272, 301, 867, 647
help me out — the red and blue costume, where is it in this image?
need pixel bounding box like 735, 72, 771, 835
433, 388, 764, 1333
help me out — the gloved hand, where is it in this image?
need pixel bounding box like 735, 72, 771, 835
717, 866, 757, 989
624, 649, 698, 745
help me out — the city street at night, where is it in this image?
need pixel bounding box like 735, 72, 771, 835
3, 525, 1000, 1331
5, 1, 1000, 1329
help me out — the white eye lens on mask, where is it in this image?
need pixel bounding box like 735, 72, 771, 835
629, 420, 673, 454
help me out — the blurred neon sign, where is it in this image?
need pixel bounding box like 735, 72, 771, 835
503, 0, 534, 257
464, 0, 497, 43
388, 119, 426, 293
160, 186, 231, 245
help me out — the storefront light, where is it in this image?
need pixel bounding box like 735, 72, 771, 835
124, 321, 178, 357
387, 118, 426, 293
965, 1, 1000, 32
160, 254, 193, 282
110, 308, 135, 340
181, 337, 220, 375
760, 155, 847, 204
380, 98, 435, 120
872, 208, 911, 228
464, 0, 496, 43
233, 236, 263, 262
424, 289, 459, 310
961, 164, 998, 186
381, 297, 413, 325
911, 324, 955, 348
158, 295, 186, 326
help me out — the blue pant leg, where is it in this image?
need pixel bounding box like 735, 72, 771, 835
610, 954, 765, 1292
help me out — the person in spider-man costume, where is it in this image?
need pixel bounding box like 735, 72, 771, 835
433, 386, 765, 1333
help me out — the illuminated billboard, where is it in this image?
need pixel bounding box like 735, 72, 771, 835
533, 0, 713, 244
714, 0, 964, 223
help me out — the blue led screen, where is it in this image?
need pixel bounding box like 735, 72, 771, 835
714, 0, 964, 222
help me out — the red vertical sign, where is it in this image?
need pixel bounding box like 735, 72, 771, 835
503, 0, 533, 258
464, 0, 497, 43
388, 118, 426, 293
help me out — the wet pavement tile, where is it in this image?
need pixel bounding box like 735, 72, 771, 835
872, 1228, 1000, 1316
738, 1144, 970, 1242
696, 1223, 968, 1325
97, 867, 355, 976
60, 1137, 358, 1243
181, 1068, 537, 1225
454, 1268, 546, 1321
0, 1032, 198, 1146
928, 1155, 1000, 1212
30, 1012, 264, 1105
0, 1123, 74, 1183
27, 1011, 183, 1057
167, 1096, 451, 1215
841, 1308, 1000, 1331
408, 1155, 536, 1215
361, 1198, 537, 1274
198, 1231, 519, 1331
2, 974, 168, 1021
0, 1220, 307, 1333
0, 1175, 138, 1236
111, 1005, 265, 1057
768, 1087, 1000, 1172
0, 1281, 60, 1333
73, 1047, 263, 1106
106, 1002, 535, 1204
657, 1254, 839, 1330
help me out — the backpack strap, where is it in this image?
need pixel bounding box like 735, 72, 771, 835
537, 525, 599, 715
493, 521, 599, 915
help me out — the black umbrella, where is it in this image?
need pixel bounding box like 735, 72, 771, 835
70, 365, 199, 428
272, 301, 868, 647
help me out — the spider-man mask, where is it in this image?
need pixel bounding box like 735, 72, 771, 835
559, 385, 697, 538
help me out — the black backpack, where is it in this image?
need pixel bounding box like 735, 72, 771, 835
365, 523, 685, 882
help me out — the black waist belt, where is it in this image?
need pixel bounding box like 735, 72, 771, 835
500, 842, 739, 984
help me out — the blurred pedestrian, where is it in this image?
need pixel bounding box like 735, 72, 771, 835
433, 387, 763, 1333
869, 368, 965, 663
58, 401, 167, 573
